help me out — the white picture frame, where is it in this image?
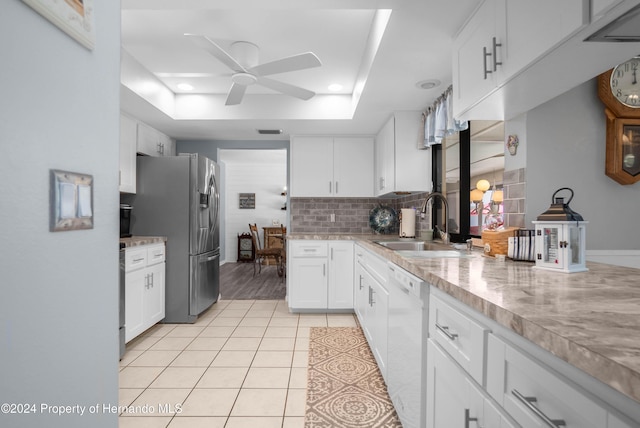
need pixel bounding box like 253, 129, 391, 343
22, 0, 95, 50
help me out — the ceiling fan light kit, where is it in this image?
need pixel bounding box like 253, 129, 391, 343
185, 33, 322, 106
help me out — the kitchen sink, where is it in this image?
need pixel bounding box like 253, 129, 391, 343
374, 240, 439, 251
395, 250, 471, 258
373, 240, 471, 258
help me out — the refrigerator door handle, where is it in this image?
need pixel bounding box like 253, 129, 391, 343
210, 173, 220, 238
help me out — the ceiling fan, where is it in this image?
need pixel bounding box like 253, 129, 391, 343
185, 34, 322, 106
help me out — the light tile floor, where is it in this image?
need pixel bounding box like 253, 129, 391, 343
119, 299, 358, 428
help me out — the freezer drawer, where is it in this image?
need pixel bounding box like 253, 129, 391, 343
190, 251, 219, 317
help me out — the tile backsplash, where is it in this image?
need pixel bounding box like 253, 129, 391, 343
290, 192, 429, 235
290, 170, 527, 235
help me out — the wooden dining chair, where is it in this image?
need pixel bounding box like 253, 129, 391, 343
248, 224, 283, 277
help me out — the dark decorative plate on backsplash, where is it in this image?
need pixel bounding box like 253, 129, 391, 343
369, 205, 397, 234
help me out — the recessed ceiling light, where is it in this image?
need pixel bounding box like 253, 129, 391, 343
177, 83, 194, 91
416, 79, 441, 90
328, 83, 343, 92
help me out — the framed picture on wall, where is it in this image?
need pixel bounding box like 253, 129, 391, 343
239, 193, 255, 209
21, 0, 95, 50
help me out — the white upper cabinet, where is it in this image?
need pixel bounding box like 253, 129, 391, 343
452, 0, 588, 120
375, 112, 430, 197
137, 121, 175, 157
500, 0, 588, 81
119, 113, 137, 194
290, 136, 374, 197
452, 0, 502, 118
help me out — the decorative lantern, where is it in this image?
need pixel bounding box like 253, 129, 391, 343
532, 188, 588, 273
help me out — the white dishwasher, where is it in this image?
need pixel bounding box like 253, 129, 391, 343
386, 262, 428, 428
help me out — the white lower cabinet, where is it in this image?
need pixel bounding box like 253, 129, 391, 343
429, 287, 639, 428
354, 251, 368, 322
427, 339, 515, 428
353, 244, 389, 379
287, 240, 353, 311
327, 241, 354, 309
364, 269, 388, 377
488, 333, 609, 428
124, 243, 165, 342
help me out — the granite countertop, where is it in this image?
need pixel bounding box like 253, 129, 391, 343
119, 236, 167, 248
287, 233, 640, 404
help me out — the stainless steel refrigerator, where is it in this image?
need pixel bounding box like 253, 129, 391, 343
131, 153, 220, 323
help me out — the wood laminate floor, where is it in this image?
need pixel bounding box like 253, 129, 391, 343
220, 262, 286, 300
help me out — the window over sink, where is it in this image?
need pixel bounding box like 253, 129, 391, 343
431, 121, 505, 241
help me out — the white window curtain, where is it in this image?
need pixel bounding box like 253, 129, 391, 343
420, 86, 468, 149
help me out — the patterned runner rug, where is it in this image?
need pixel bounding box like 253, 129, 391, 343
305, 327, 402, 427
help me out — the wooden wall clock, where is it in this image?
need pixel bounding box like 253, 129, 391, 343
598, 57, 640, 185
237, 233, 254, 262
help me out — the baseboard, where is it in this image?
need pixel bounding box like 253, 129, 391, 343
586, 250, 640, 269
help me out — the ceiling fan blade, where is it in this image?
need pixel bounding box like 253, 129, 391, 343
225, 83, 247, 106
249, 52, 321, 76
184, 33, 246, 73
256, 77, 315, 100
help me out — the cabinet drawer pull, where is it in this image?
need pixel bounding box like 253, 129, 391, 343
133, 258, 145, 263
512, 389, 566, 428
465, 409, 482, 428
436, 323, 458, 340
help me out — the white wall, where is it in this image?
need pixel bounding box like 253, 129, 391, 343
0, 3, 120, 428
220, 150, 287, 263
522, 79, 640, 250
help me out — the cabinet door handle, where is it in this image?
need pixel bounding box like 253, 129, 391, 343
512, 389, 566, 428
380, 177, 385, 190
359, 275, 364, 290
335, 181, 339, 194
436, 323, 459, 340
492, 36, 502, 71
329, 181, 332, 194
323, 264, 326, 277
370, 289, 376, 306
150, 272, 154, 288
368, 286, 372, 305
483, 46, 492, 79
465, 409, 482, 428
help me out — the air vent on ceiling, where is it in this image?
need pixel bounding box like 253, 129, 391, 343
257, 129, 283, 135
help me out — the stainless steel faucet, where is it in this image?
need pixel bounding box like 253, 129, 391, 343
420, 192, 450, 245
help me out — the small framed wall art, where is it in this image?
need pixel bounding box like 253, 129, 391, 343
239, 193, 256, 209
21, 0, 95, 50
50, 169, 93, 232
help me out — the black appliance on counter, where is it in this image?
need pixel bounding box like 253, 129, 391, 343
120, 204, 132, 238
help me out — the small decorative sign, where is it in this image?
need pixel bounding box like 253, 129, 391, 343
506, 134, 519, 156
21, 0, 95, 50
239, 193, 256, 209
50, 169, 93, 232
